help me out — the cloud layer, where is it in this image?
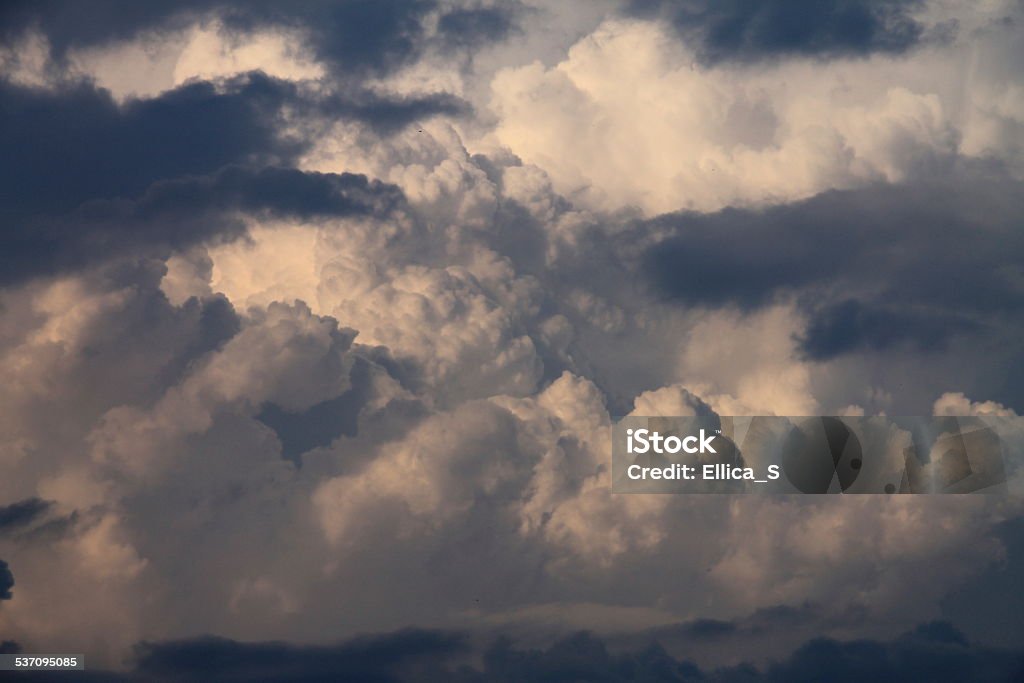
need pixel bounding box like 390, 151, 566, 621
1, 0, 1024, 673
7, 622, 1023, 682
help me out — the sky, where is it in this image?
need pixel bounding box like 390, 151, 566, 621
1, 1, 1024, 680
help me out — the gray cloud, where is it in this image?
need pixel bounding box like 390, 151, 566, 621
437, 5, 524, 50
1, 1, 1024, 673
798, 299, 980, 359
0, 0, 524, 75
1, 162, 406, 285
0, 497, 75, 543
642, 170, 1024, 362
7, 622, 1022, 682
256, 357, 381, 467
641, 604, 826, 644
0, 74, 298, 220
622, 0, 929, 63
0, 499, 52, 535
941, 517, 1024, 650
758, 622, 1023, 683
0, 67, 460, 284
134, 629, 467, 682
0, 559, 12, 600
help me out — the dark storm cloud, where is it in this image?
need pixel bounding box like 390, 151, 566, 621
0, 73, 456, 221
134, 629, 467, 682
8, 623, 1022, 682
622, 0, 928, 63
0, 499, 52, 534
119, 165, 405, 223
0, 559, 13, 599
670, 618, 737, 639
0, 498, 78, 542
0, 75, 295, 220
941, 517, 1024, 649
0, 3, 485, 285
0, 1, 204, 57
758, 622, 1024, 683
799, 299, 980, 359
437, 5, 523, 50
0, 66, 461, 284
641, 172, 1024, 359
0, 164, 405, 286
322, 89, 467, 136
0, 0, 523, 75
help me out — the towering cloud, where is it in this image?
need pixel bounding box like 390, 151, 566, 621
0, 0, 1023, 675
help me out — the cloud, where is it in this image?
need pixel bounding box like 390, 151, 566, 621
760, 622, 1023, 683
629, 602, 832, 656
313, 399, 535, 547
11, 622, 1023, 682
0, 62, 464, 285
437, 5, 523, 50
6, 111, 999, 663
134, 629, 467, 682
255, 357, 379, 466
933, 392, 1018, 418
0, 560, 12, 599
137, 165, 403, 222
1, 163, 406, 287
1, 0, 1024, 673
0, 498, 52, 534
941, 517, 1024, 650
485, 12, 1024, 215
622, 0, 928, 63
0, 262, 243, 495
673, 306, 820, 415
0, 265, 408, 657
0, 114, 1015, 673
71, 515, 148, 581
84, 300, 363, 477
0, 74, 297, 219
798, 299, 980, 359
0, 0, 525, 79
642, 172, 1024, 362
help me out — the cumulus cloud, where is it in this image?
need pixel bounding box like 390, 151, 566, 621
485, 9, 1024, 214
85, 300, 360, 477
0, 72, 463, 279
1, 0, 1024, 672
641, 171, 1024, 411
934, 392, 1018, 418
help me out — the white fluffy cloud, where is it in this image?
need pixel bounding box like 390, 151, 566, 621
486, 14, 1022, 214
